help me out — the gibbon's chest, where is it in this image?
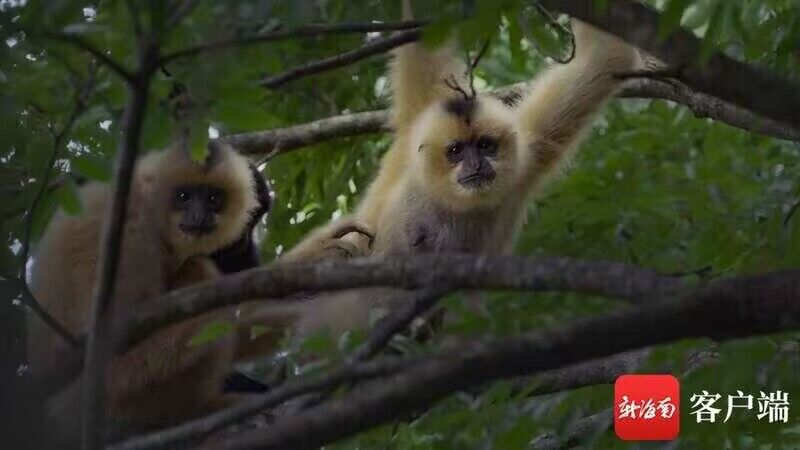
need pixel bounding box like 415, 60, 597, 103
396, 194, 519, 255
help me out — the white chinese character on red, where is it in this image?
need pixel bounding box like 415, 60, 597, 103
723, 390, 753, 423
690, 390, 722, 423
641, 398, 657, 419
618, 395, 641, 419
757, 390, 790, 423
658, 396, 676, 419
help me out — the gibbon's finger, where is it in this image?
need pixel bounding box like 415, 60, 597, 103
322, 239, 360, 259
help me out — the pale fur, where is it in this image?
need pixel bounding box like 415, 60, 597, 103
27, 142, 259, 442
274, 15, 641, 342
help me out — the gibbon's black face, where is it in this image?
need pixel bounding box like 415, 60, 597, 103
445, 135, 498, 189
173, 183, 227, 235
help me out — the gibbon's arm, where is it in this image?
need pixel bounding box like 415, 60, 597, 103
516, 21, 639, 188
352, 0, 467, 232
279, 219, 374, 263
388, 4, 466, 132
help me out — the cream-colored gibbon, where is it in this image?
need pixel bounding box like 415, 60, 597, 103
278, 3, 641, 340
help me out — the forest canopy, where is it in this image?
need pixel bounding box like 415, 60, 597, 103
2, 0, 800, 449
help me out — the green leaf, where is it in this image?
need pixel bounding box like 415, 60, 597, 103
55, 179, 82, 215
188, 321, 235, 347
659, 0, 693, 40
72, 156, 111, 182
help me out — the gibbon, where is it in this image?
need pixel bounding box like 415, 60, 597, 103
26, 142, 266, 440
211, 163, 273, 273
279, 9, 641, 339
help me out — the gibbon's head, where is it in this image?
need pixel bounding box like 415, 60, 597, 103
138, 143, 259, 261
410, 94, 518, 212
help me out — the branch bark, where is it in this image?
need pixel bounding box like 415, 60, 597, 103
117, 254, 686, 354
260, 29, 421, 89
221, 110, 390, 158
210, 269, 800, 450
541, 0, 800, 129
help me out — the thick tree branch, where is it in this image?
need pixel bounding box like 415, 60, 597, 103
260, 29, 421, 89
541, 0, 800, 129
159, 21, 424, 63
81, 43, 158, 450
211, 269, 800, 450
118, 255, 686, 353
620, 78, 800, 141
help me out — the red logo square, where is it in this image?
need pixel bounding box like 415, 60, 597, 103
614, 374, 680, 441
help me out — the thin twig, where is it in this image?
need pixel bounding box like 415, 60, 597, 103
260, 29, 421, 89
17, 68, 96, 348
160, 21, 424, 63
45, 31, 133, 82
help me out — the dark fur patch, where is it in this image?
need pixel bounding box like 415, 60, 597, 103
203, 142, 223, 172
443, 97, 477, 124
496, 90, 523, 108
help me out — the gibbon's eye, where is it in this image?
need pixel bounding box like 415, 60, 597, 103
477, 136, 498, 156
176, 190, 190, 203
446, 142, 464, 162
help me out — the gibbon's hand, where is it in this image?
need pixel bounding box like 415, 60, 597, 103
321, 220, 375, 259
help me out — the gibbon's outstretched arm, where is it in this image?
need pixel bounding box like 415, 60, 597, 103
516, 21, 639, 189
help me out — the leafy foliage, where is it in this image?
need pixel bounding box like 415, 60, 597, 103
2, 0, 800, 448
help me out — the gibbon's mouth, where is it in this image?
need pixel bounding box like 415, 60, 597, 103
179, 222, 216, 236
458, 172, 495, 189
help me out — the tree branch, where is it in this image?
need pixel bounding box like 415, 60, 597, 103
220, 110, 390, 158
81, 42, 158, 450
45, 31, 133, 82
220, 76, 800, 159
117, 254, 686, 354
620, 78, 800, 141
159, 21, 424, 64
260, 29, 421, 89
540, 0, 800, 129
17, 73, 96, 348
209, 269, 800, 450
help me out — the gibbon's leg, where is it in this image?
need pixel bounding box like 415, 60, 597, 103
516, 21, 640, 188
46, 312, 239, 443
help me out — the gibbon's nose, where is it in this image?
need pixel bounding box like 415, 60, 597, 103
180, 210, 215, 235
